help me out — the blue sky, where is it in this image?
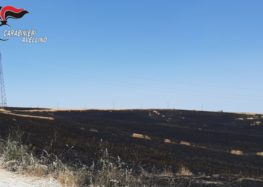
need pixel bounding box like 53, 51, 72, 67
0, 0, 263, 112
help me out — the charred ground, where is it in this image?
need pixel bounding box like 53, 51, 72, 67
0, 108, 263, 186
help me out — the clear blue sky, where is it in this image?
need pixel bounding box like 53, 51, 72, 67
1, 0, 263, 112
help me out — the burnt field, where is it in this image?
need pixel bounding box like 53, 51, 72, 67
0, 108, 263, 185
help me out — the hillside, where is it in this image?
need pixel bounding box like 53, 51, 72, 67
0, 108, 262, 186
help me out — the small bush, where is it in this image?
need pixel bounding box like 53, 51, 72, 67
177, 165, 193, 177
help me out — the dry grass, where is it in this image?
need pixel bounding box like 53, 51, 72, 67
177, 165, 193, 176
256, 152, 263, 157
164, 139, 173, 144
0, 132, 77, 186
58, 169, 77, 187
132, 133, 151, 140
0, 109, 54, 120
25, 164, 48, 177
230, 150, 244, 156
0, 131, 196, 187
159, 168, 174, 177
180, 141, 191, 146
251, 121, 262, 126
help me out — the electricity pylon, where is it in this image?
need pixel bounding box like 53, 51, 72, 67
0, 52, 7, 107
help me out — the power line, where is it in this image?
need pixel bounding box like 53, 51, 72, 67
0, 52, 7, 107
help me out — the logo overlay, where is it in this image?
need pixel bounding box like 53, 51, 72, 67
0, 6, 28, 26
0, 5, 47, 43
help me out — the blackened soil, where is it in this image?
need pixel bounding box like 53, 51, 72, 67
0, 108, 263, 186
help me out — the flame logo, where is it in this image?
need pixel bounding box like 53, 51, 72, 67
0, 6, 28, 26
0, 6, 29, 41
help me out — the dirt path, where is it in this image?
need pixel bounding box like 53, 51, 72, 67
0, 169, 61, 187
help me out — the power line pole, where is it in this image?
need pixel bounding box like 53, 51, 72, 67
0, 52, 7, 107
